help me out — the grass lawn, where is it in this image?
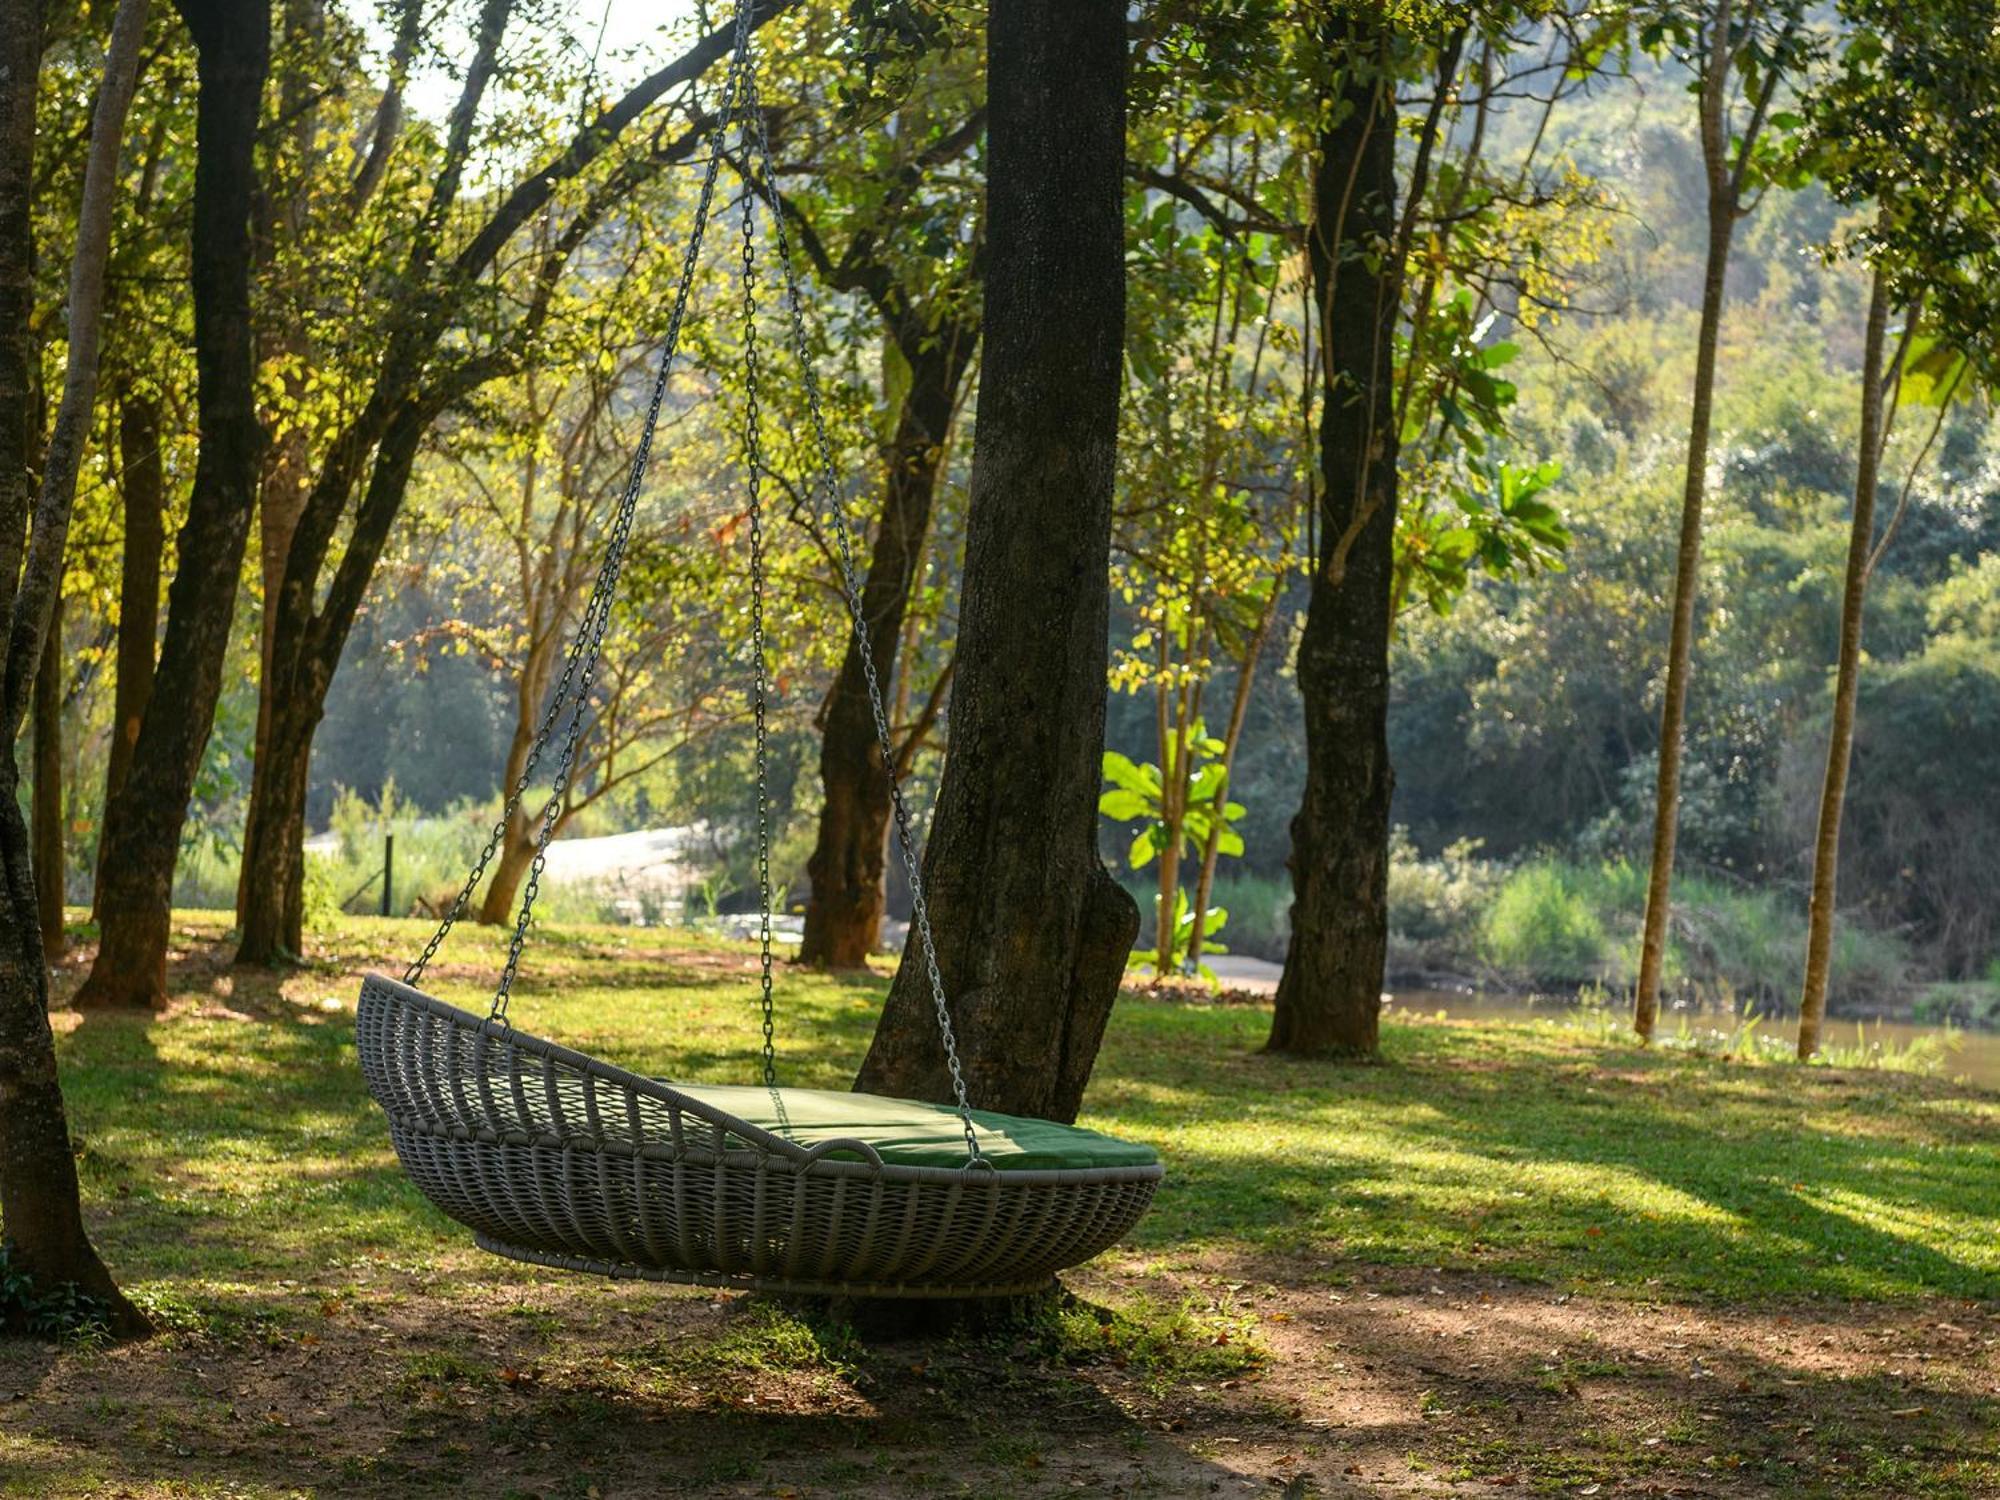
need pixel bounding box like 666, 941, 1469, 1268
3, 911, 1997, 1497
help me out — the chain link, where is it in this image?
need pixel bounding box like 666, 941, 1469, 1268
739, 138, 778, 1089
738, 66, 984, 1161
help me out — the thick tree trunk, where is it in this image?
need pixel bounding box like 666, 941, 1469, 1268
472, 699, 541, 927
234, 690, 314, 960
1633, 198, 1737, 1038
33, 596, 64, 958
1267, 30, 1400, 1058
0, 0, 148, 1337
78, 0, 269, 1009
0, 774, 146, 1334
238, 401, 425, 961
101, 391, 164, 820
854, 0, 1134, 1123
800, 330, 972, 967
1797, 269, 1891, 1060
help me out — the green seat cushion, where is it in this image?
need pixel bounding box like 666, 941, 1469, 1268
666, 1083, 1159, 1173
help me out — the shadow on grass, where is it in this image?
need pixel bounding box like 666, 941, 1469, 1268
48, 932, 2000, 1305
1096, 1000, 2000, 1300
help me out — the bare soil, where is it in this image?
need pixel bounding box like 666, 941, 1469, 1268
5, 1248, 1996, 1497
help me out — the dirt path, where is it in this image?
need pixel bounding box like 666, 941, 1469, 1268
5, 1249, 1994, 1497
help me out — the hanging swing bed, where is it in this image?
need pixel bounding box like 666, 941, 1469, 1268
356, 6, 1162, 1299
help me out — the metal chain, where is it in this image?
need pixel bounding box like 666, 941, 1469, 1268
405, 3, 757, 1016
402, 2, 988, 1171
738, 66, 984, 1161
738, 138, 779, 1089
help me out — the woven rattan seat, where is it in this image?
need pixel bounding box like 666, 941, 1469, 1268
358, 976, 1164, 1297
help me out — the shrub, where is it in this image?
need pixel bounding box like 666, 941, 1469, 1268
1203, 873, 1290, 961
1479, 863, 1605, 982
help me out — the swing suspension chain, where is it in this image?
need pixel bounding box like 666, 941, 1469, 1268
738, 66, 983, 1160
403, 2, 984, 1165
405, 3, 756, 1012
738, 143, 779, 1089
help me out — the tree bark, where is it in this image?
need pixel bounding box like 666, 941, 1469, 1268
1267, 26, 1400, 1058
236, 398, 426, 961
1633, 0, 1749, 1039
475, 821, 539, 927
800, 325, 974, 967
1186, 578, 1282, 970
0, 0, 148, 1337
101, 391, 164, 821
77, 0, 269, 1010
37, 0, 151, 939
1633, 197, 1735, 1036
1797, 268, 1892, 1059
236, 0, 321, 932
854, 0, 1134, 1123
33, 595, 64, 958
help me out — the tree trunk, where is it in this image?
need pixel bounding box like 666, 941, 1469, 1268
1797, 269, 1891, 1060
1632, 197, 1737, 1038
0, 0, 148, 1338
27, 0, 151, 955
234, 686, 315, 960
237, 0, 321, 930
238, 399, 426, 962
0, 773, 146, 1334
101, 391, 164, 822
33, 595, 64, 958
800, 328, 973, 967
472, 676, 545, 927
476, 811, 538, 926
1267, 27, 1400, 1058
1186, 582, 1280, 970
77, 0, 269, 1010
854, 0, 1134, 1123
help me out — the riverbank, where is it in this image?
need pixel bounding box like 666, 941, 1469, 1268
1176, 955, 2000, 1087
1192, 855, 2000, 1032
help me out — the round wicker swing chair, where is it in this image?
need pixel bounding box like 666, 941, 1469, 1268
355, 6, 1161, 1300
358, 975, 1162, 1297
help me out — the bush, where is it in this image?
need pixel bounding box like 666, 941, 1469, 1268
312, 787, 490, 924
1203, 873, 1291, 961
1480, 863, 1605, 982
1388, 832, 1497, 974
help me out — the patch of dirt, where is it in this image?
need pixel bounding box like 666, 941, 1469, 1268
4, 1249, 1996, 1497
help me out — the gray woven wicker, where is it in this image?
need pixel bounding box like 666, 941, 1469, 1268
356, 975, 1163, 1297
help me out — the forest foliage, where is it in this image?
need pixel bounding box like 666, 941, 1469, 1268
14, 0, 2000, 1006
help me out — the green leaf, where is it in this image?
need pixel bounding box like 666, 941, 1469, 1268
1129, 826, 1159, 869
1099, 789, 1150, 821
1102, 751, 1162, 797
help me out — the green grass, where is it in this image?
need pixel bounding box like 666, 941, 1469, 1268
50, 910, 2000, 1309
